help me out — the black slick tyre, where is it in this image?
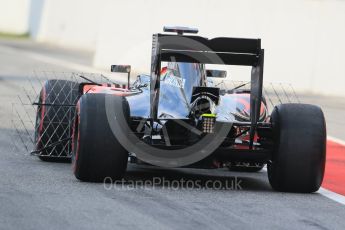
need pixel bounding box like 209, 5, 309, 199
72, 93, 129, 182
268, 103, 326, 193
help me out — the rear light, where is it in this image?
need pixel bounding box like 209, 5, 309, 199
201, 114, 216, 133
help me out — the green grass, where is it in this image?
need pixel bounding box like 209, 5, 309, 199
0, 32, 29, 39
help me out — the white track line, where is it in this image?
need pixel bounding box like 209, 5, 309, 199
319, 136, 345, 205
318, 188, 345, 205
263, 138, 345, 205
327, 136, 345, 146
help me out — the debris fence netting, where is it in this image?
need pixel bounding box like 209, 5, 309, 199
11, 72, 300, 158
11, 71, 116, 158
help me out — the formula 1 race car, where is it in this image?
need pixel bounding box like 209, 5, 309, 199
33, 27, 326, 193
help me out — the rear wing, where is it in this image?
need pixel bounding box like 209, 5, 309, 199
150, 33, 264, 147
157, 34, 262, 66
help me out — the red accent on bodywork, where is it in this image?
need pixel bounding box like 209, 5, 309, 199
82, 84, 131, 96
72, 101, 80, 174
236, 96, 251, 114
227, 94, 267, 119
161, 67, 167, 75
234, 127, 259, 150
36, 86, 46, 149
82, 84, 95, 94
38, 87, 46, 134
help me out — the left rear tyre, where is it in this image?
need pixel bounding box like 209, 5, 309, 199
72, 93, 129, 182
34, 79, 79, 162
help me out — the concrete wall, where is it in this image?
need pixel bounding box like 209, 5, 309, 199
0, 0, 344, 96
31, 0, 103, 51
0, 0, 30, 34
93, 0, 345, 96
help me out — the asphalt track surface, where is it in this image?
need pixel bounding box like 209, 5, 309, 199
1, 39, 345, 230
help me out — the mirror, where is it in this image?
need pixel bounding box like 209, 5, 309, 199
110, 65, 131, 87
206, 69, 227, 78
111, 65, 131, 73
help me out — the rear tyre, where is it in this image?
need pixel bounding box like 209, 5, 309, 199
267, 103, 326, 193
72, 93, 129, 182
34, 80, 79, 162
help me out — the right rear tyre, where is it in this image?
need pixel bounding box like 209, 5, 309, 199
72, 93, 129, 182
267, 103, 326, 193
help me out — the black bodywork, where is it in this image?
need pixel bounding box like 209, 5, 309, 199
119, 28, 272, 168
